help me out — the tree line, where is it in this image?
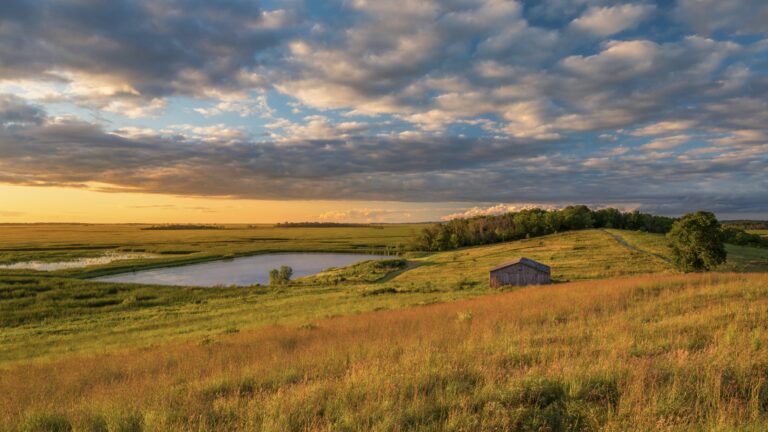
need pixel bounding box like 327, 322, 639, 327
413, 205, 676, 251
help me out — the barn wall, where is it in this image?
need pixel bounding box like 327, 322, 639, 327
489, 263, 550, 287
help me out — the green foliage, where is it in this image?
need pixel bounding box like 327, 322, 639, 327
722, 226, 768, 248
722, 220, 768, 230
268, 269, 281, 286
413, 205, 676, 251
279, 265, 293, 282
269, 266, 293, 286
667, 211, 727, 272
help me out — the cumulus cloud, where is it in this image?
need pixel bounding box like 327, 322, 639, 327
441, 203, 559, 220
0, 0, 298, 112
571, 4, 655, 36
318, 208, 412, 223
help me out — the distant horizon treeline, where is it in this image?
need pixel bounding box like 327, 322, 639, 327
722, 220, 768, 230
141, 224, 224, 231
413, 205, 676, 251
275, 222, 383, 228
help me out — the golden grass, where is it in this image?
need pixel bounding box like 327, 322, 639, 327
2, 273, 768, 431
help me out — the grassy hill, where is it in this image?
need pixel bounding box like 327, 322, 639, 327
2, 273, 767, 431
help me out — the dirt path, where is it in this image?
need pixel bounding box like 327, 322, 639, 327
601, 229, 672, 264
374, 260, 423, 283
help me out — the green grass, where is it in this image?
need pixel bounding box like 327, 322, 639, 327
605, 228, 768, 272
2, 273, 768, 431
1, 228, 677, 365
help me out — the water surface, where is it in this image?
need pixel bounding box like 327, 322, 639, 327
92, 252, 389, 287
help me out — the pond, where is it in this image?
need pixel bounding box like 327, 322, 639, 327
92, 253, 391, 287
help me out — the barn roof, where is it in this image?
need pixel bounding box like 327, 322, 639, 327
490, 257, 550, 273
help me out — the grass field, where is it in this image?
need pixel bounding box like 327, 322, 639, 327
2, 224, 768, 430
1, 228, 679, 365
3, 273, 768, 431
606, 229, 768, 272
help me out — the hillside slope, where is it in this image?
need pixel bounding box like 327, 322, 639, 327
605, 229, 768, 272
2, 273, 767, 431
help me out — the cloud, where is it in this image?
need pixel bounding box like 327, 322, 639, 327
571, 4, 655, 36
2, 96, 765, 217
0, 0, 299, 112
0, 94, 45, 126
640, 134, 690, 151
674, 0, 768, 35
441, 203, 559, 220
632, 121, 698, 136
0, 210, 24, 217
317, 208, 412, 223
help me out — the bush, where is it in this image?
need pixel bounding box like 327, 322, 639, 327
269, 266, 293, 286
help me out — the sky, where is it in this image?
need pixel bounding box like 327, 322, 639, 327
0, 0, 766, 223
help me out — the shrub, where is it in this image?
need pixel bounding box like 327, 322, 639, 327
269, 266, 293, 286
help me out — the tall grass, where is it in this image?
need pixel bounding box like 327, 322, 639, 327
2, 273, 767, 431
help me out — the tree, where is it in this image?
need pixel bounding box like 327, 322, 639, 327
269, 268, 281, 286
667, 211, 726, 272
278, 265, 293, 282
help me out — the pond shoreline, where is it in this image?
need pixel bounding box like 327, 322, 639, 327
90, 252, 394, 287
62, 248, 400, 280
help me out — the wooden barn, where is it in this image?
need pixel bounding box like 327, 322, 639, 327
489, 257, 551, 287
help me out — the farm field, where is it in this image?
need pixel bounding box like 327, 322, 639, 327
3, 273, 768, 431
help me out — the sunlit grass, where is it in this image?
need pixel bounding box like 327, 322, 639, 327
606, 228, 768, 272
2, 273, 767, 430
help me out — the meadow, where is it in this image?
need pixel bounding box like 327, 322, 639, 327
0, 228, 682, 364
2, 224, 768, 430
3, 273, 768, 431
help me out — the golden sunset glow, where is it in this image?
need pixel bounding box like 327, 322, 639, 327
0, 185, 446, 223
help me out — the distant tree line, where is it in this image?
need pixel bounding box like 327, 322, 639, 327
141, 224, 223, 231
722, 220, 768, 230
275, 222, 383, 228
413, 205, 676, 251
721, 227, 768, 248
